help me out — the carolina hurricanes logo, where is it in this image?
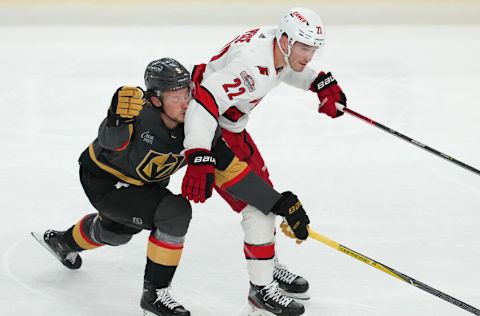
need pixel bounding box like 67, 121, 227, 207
240, 71, 255, 92
136, 150, 184, 182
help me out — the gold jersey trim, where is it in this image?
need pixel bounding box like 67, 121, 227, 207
88, 143, 145, 186
215, 156, 249, 188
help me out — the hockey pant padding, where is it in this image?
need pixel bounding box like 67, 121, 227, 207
241, 205, 276, 286
154, 194, 192, 237
72, 214, 141, 249
145, 229, 184, 288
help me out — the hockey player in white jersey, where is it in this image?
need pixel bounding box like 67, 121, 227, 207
181, 8, 347, 316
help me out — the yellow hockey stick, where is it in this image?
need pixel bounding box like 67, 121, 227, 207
307, 227, 480, 315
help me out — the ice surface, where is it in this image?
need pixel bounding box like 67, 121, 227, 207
1, 2, 479, 316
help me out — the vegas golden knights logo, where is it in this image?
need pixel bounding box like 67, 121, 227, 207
136, 150, 184, 182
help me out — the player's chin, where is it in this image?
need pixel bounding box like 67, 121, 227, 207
292, 63, 307, 72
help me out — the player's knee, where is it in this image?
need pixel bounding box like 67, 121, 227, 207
241, 205, 275, 244
94, 216, 140, 246
154, 194, 192, 237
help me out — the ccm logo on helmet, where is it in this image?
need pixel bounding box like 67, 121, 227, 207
193, 156, 216, 164
292, 11, 308, 24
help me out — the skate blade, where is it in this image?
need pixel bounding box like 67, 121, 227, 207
279, 288, 310, 300
248, 302, 276, 316
31, 232, 62, 262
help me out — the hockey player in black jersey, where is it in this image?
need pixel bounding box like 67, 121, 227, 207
32, 58, 311, 316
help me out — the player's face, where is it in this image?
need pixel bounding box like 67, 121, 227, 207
288, 42, 318, 72
161, 87, 191, 124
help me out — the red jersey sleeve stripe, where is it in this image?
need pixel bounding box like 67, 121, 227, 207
194, 85, 220, 120
191, 64, 206, 86
220, 165, 251, 191
113, 124, 133, 151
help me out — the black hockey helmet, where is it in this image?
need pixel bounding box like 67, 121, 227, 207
144, 58, 191, 98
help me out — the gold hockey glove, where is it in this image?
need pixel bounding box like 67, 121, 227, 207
108, 86, 145, 126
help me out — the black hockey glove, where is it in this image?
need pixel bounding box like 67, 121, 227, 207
271, 192, 310, 240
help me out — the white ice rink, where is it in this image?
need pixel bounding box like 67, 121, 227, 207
1, 1, 479, 315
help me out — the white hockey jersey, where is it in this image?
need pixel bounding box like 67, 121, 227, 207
184, 27, 320, 150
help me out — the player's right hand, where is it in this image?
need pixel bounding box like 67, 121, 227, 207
271, 192, 310, 240
109, 86, 145, 125
310, 72, 346, 118
182, 148, 216, 203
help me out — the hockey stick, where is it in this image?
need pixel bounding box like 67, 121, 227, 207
335, 104, 480, 176
308, 228, 480, 315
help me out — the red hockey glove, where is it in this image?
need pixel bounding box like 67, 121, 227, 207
271, 192, 310, 240
182, 149, 215, 203
310, 72, 347, 118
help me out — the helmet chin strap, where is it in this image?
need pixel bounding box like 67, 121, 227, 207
276, 38, 292, 68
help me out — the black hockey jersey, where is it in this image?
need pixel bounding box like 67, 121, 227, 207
80, 105, 185, 187
79, 101, 281, 214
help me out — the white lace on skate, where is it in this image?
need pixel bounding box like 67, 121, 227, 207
262, 282, 293, 307
154, 288, 181, 310
273, 263, 297, 285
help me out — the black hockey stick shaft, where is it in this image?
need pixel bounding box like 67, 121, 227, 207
341, 106, 480, 176
309, 229, 480, 315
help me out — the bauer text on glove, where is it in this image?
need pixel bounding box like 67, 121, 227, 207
310, 72, 346, 118
271, 192, 310, 240
181, 149, 215, 203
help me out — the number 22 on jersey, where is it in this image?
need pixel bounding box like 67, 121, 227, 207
223, 78, 245, 100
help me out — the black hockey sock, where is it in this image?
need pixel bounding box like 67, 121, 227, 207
64, 226, 85, 252
144, 258, 177, 289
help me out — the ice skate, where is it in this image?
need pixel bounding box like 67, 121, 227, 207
31, 230, 82, 270
141, 280, 190, 316
248, 281, 305, 316
273, 259, 310, 300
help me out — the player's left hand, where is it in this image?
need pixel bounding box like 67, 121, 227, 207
280, 220, 305, 244
311, 71, 347, 118
271, 192, 310, 240
181, 149, 216, 203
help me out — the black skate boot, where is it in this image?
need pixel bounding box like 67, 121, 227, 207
273, 259, 309, 300
31, 230, 82, 270
248, 281, 305, 316
141, 280, 190, 316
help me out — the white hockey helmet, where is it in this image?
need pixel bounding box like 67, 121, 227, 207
276, 8, 325, 57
